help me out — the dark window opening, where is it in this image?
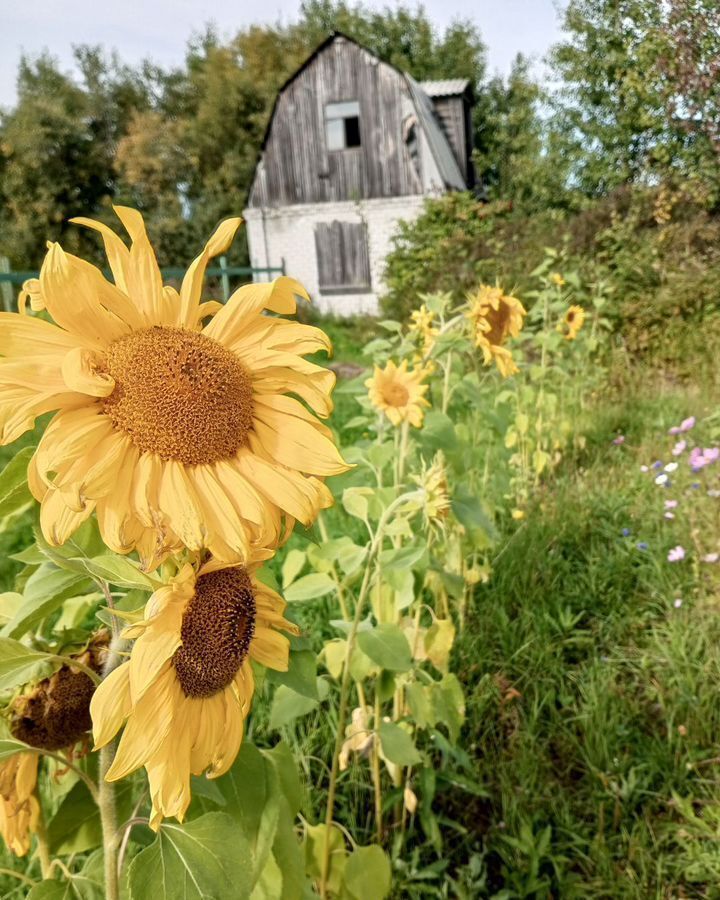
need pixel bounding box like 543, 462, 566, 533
326, 101, 361, 151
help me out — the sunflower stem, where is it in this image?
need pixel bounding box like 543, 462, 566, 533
35, 808, 52, 880
99, 742, 120, 900
320, 492, 416, 897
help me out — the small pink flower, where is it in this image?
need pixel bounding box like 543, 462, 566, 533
613, 435, 625, 445
664, 512, 675, 519
668, 545, 686, 562
640, 465, 649, 472
664, 500, 678, 509
702, 553, 719, 563
681, 416, 696, 432
672, 440, 687, 456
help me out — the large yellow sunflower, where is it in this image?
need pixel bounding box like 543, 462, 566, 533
91, 559, 296, 829
1, 208, 348, 569
466, 285, 526, 377
365, 360, 430, 428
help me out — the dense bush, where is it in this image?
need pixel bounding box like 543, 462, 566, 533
381, 188, 720, 368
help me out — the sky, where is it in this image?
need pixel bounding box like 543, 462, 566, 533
1, 0, 565, 109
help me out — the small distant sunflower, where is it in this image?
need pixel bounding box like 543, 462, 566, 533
91, 559, 297, 829
412, 452, 451, 530
0, 636, 106, 856
365, 360, 430, 428
2, 208, 348, 569
466, 285, 526, 378
549, 272, 565, 287
562, 305, 585, 340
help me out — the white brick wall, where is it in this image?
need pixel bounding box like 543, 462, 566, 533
243, 195, 429, 316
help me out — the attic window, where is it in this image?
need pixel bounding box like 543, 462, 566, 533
325, 101, 361, 151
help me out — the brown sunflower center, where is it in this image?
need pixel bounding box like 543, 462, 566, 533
173, 568, 256, 699
103, 326, 254, 466
383, 382, 410, 408
10, 663, 99, 751
483, 305, 511, 346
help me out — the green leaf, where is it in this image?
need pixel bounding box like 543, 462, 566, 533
378, 721, 421, 766
0, 638, 57, 691
283, 573, 335, 604
47, 780, 134, 856
268, 680, 329, 729
379, 545, 426, 573
451, 489, 498, 543
0, 446, 35, 519
343, 845, 392, 900
27, 876, 103, 900
357, 624, 412, 672
128, 812, 252, 900
71, 554, 156, 591
281, 549, 306, 588
1, 566, 90, 640
267, 649, 318, 700
0, 738, 32, 761
419, 411, 457, 453
342, 488, 371, 520
262, 743, 303, 817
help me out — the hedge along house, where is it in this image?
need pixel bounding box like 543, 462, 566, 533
244, 33, 475, 316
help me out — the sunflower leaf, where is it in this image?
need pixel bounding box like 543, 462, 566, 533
357, 624, 413, 672
0, 737, 32, 761
1, 566, 91, 640
342, 845, 392, 900
0, 446, 35, 519
283, 573, 335, 604
69, 555, 157, 592
378, 721, 422, 766
0, 638, 58, 691
127, 812, 251, 900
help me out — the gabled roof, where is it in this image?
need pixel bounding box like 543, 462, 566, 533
420, 79, 471, 98
406, 75, 466, 191
253, 32, 470, 193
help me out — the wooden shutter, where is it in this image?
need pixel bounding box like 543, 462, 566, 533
315, 221, 371, 293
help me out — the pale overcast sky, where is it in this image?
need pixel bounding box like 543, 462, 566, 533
1, 0, 565, 109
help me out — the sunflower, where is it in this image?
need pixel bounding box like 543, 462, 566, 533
466, 285, 526, 377
408, 304, 438, 358
1, 208, 348, 570
365, 360, 430, 427
563, 305, 585, 340
412, 452, 451, 530
0, 636, 106, 856
0, 754, 39, 856
91, 559, 296, 829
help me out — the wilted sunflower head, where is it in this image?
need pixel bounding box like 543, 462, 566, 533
412, 452, 451, 530
466, 285, 526, 377
563, 305, 585, 340
91, 558, 298, 829
1, 208, 348, 570
365, 360, 431, 428
0, 633, 107, 858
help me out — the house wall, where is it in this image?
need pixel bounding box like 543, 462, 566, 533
244, 195, 428, 316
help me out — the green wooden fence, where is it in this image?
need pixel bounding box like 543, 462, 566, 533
0, 255, 285, 311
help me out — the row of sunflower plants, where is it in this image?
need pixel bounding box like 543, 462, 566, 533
0, 209, 598, 899
266, 261, 602, 893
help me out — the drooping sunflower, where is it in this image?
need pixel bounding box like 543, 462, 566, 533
0, 636, 106, 856
365, 360, 430, 428
562, 305, 585, 340
1, 208, 348, 569
465, 284, 526, 378
91, 559, 296, 829
412, 451, 451, 531
408, 303, 439, 361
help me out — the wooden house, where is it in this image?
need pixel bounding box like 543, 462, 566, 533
244, 33, 474, 315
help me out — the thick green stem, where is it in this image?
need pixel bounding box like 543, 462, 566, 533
99, 742, 120, 900
35, 810, 51, 881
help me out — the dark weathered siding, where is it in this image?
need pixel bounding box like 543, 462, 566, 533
431, 96, 473, 185
249, 37, 422, 207
315, 221, 371, 292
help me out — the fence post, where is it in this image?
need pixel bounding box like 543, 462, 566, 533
0, 257, 13, 312
219, 255, 230, 302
